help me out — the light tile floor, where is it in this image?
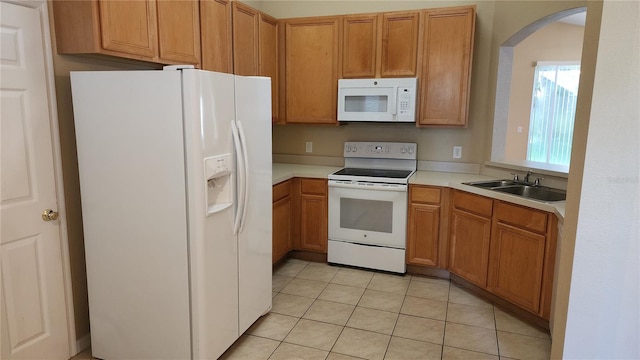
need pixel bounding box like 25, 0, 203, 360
221, 258, 551, 360
70, 258, 551, 360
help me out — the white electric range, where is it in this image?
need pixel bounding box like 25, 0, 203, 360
327, 142, 417, 273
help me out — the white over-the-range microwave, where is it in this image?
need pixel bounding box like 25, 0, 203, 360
337, 77, 417, 122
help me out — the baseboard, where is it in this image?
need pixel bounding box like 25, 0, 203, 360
76, 333, 91, 353
406, 265, 450, 279
449, 273, 550, 331
287, 250, 327, 263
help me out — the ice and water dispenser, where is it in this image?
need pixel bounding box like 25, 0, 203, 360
205, 154, 233, 215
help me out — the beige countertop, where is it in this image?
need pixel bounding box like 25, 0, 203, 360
272, 163, 342, 185
272, 164, 565, 222
410, 171, 565, 222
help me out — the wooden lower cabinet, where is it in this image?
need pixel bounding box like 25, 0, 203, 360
448, 192, 557, 320
272, 180, 292, 264
488, 222, 546, 312
449, 208, 491, 287
448, 190, 492, 287
487, 201, 553, 316
297, 178, 328, 252
406, 185, 446, 267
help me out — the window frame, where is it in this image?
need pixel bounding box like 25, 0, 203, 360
527, 60, 581, 167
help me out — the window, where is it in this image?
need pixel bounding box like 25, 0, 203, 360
527, 62, 580, 166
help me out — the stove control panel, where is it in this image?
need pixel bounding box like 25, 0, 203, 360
343, 142, 417, 160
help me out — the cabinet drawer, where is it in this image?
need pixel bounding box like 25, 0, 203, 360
300, 178, 326, 195
273, 180, 291, 202
452, 190, 492, 218
494, 201, 548, 234
411, 186, 441, 204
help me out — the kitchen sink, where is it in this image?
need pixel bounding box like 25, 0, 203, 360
463, 180, 567, 202
492, 185, 566, 202
463, 180, 517, 188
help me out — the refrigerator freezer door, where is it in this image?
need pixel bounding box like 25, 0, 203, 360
234, 76, 273, 334
70, 71, 191, 360
182, 70, 239, 359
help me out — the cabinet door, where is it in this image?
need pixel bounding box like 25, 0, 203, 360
200, 0, 233, 73
380, 11, 420, 77
285, 17, 341, 124
300, 194, 328, 252
259, 13, 279, 122
99, 0, 158, 59
488, 222, 546, 313
157, 0, 201, 65
419, 7, 475, 126
342, 14, 378, 78
407, 203, 440, 267
273, 196, 291, 264
449, 209, 491, 287
298, 179, 328, 252
232, 2, 259, 76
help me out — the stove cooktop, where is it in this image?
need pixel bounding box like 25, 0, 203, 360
331, 167, 414, 179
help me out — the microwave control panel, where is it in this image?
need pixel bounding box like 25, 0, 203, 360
398, 87, 415, 116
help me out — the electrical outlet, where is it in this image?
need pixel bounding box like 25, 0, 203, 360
453, 146, 462, 159
306, 141, 313, 153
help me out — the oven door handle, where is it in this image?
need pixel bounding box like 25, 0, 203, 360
328, 180, 407, 192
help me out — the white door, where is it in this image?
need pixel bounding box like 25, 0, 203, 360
1, 1, 71, 359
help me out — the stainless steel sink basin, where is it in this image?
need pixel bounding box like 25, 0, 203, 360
492, 185, 566, 202
463, 180, 516, 188
463, 180, 567, 202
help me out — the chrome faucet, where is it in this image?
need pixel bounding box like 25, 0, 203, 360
523, 170, 533, 183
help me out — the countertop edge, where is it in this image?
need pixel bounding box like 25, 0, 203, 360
272, 164, 565, 223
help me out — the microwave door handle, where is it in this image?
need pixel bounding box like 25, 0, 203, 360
390, 86, 398, 115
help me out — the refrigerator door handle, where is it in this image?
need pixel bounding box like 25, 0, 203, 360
237, 121, 250, 233
231, 121, 245, 235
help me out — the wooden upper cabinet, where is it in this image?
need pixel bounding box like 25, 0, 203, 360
232, 2, 260, 76
342, 11, 419, 78
53, 0, 201, 65
99, 0, 157, 59
200, 0, 233, 73
157, 0, 201, 65
258, 13, 280, 123
380, 11, 420, 77
342, 15, 378, 78
285, 17, 342, 124
419, 6, 475, 126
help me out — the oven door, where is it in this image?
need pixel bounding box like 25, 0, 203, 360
328, 180, 407, 249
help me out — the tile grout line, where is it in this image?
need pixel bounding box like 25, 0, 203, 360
380, 272, 412, 360
270, 261, 312, 359
272, 260, 548, 359
493, 302, 501, 358
441, 279, 452, 360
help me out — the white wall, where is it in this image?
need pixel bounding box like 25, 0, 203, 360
553, 0, 639, 357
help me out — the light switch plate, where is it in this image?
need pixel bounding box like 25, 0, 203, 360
306, 141, 313, 153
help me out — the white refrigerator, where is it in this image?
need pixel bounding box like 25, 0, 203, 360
70, 67, 272, 360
